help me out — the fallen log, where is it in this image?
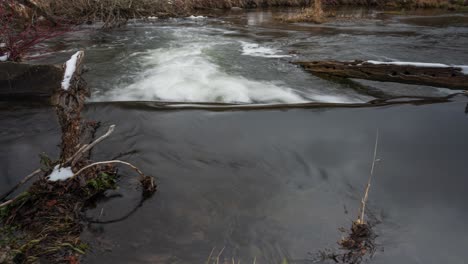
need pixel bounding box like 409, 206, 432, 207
294, 60, 468, 90
51, 51, 89, 160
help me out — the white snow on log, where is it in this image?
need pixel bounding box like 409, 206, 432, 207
187, 15, 206, 19
366, 60, 468, 75
460, 66, 468, 75
48, 165, 74, 182
61, 51, 81, 90
0, 54, 8, 62
241, 41, 291, 58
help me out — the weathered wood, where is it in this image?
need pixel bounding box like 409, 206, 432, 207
295, 60, 468, 90
0, 62, 63, 99
53, 51, 89, 161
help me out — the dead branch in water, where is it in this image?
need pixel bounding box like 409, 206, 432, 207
69, 124, 116, 166
295, 60, 468, 90
0, 124, 115, 204
73, 160, 145, 178
315, 130, 380, 264
0, 169, 41, 202
357, 129, 379, 225
336, 130, 380, 263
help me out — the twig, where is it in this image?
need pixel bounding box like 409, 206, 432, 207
216, 246, 225, 264
0, 125, 116, 202
71, 160, 145, 179
0, 199, 14, 208
207, 247, 215, 264
357, 129, 380, 225
69, 124, 116, 166
0, 125, 115, 204
0, 169, 41, 202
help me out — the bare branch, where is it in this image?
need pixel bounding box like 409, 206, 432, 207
0, 125, 115, 202
72, 160, 145, 179
357, 129, 379, 225
0, 199, 14, 208
69, 124, 116, 166
0, 169, 41, 202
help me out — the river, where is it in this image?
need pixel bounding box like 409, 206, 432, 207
2, 7, 468, 264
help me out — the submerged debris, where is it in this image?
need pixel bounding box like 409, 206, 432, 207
338, 221, 376, 264
315, 220, 376, 264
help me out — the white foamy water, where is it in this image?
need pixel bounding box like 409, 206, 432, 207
95, 27, 359, 104
103, 44, 305, 103
240, 41, 291, 58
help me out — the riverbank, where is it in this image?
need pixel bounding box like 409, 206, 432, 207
10, 0, 468, 29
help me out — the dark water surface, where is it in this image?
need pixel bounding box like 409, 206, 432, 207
2, 100, 468, 263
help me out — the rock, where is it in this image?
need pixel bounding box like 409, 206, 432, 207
0, 62, 63, 100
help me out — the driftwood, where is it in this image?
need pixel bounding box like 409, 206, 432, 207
295, 60, 468, 90
52, 51, 88, 160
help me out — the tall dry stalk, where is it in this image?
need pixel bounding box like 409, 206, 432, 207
356, 129, 379, 225
314, 0, 324, 19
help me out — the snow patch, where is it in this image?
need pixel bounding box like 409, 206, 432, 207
0, 43, 5, 48
62, 51, 81, 90
460, 66, 468, 75
0, 53, 8, 62
147, 16, 158, 20
240, 42, 291, 58
366, 60, 468, 75
187, 15, 206, 20
48, 165, 74, 182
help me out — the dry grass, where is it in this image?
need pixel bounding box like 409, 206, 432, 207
391, 0, 464, 8
276, 0, 325, 23
16, 0, 466, 28
206, 247, 288, 264
39, 0, 309, 27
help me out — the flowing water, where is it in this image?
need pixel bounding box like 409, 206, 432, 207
2, 8, 468, 264
31, 8, 468, 103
